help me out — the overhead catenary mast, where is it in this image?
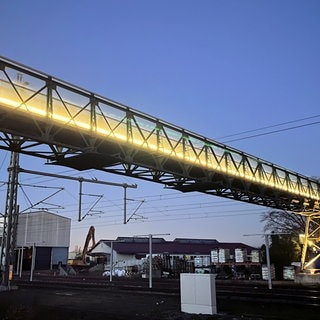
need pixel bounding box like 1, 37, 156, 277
0, 164, 137, 287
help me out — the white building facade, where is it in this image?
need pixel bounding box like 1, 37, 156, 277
16, 211, 71, 269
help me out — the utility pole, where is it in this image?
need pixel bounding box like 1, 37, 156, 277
243, 233, 273, 289
264, 234, 272, 290
243, 232, 289, 290
135, 233, 170, 288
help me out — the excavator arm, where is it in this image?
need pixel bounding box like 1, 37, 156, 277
81, 226, 96, 263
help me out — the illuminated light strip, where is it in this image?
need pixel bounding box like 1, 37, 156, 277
0, 96, 47, 117
0, 91, 319, 201
51, 113, 91, 130
0, 97, 20, 108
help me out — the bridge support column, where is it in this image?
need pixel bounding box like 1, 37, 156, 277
300, 212, 320, 271
1, 150, 19, 287
301, 215, 311, 270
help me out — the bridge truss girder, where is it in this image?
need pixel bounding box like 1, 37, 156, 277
1, 56, 320, 271
0, 131, 315, 214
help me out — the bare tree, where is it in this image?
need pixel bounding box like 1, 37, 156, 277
260, 210, 306, 237
261, 210, 305, 272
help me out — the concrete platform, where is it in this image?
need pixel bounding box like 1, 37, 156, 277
295, 272, 320, 285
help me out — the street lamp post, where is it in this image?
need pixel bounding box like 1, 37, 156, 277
110, 241, 113, 282
148, 234, 152, 289
30, 243, 36, 282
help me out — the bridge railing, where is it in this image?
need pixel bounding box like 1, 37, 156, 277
0, 56, 319, 206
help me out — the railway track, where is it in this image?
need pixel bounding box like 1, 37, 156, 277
12, 273, 320, 308
3, 274, 320, 319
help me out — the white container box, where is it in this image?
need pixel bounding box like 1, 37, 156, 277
218, 248, 230, 263
180, 273, 217, 315
251, 250, 260, 263
235, 248, 247, 263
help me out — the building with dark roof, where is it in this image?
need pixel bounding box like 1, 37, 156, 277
89, 237, 261, 276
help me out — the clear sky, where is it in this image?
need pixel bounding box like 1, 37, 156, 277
0, 0, 319, 250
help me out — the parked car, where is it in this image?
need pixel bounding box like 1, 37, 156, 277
216, 272, 231, 280
249, 273, 261, 280
102, 269, 127, 277
234, 272, 246, 280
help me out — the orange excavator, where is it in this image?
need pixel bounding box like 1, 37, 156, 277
68, 226, 96, 266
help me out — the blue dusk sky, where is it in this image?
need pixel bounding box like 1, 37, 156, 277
0, 0, 319, 249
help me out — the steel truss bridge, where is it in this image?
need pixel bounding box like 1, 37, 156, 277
0, 56, 320, 282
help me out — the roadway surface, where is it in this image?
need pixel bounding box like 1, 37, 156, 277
1, 272, 320, 319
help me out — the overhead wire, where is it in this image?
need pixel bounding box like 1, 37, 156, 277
0, 152, 8, 171
69, 207, 265, 231
216, 114, 320, 140
222, 120, 320, 144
